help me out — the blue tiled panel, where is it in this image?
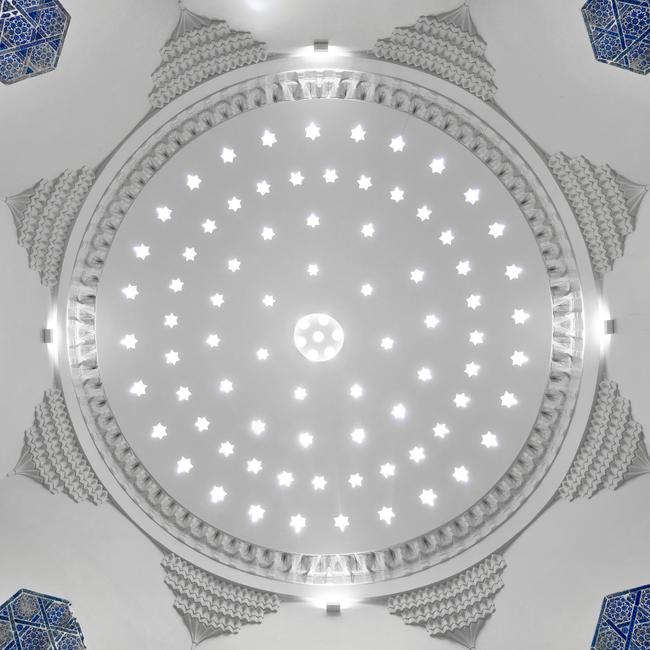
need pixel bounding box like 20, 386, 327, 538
0, 0, 69, 84
592, 584, 650, 649
0, 590, 85, 650
583, 0, 650, 74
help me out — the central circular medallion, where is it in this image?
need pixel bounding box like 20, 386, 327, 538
294, 313, 344, 362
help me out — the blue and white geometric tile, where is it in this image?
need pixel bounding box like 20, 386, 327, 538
0, 0, 70, 84
592, 584, 650, 649
582, 0, 650, 74
0, 589, 85, 649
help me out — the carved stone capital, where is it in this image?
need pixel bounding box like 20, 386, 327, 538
11, 389, 107, 505
6, 167, 95, 289
387, 554, 506, 648
372, 4, 496, 102
161, 553, 280, 647
559, 379, 649, 499
548, 153, 647, 274
149, 6, 267, 109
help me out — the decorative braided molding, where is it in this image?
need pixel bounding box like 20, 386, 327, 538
548, 153, 647, 274
372, 4, 496, 102
5, 167, 95, 289
162, 553, 280, 647
559, 380, 650, 500
387, 554, 506, 649
11, 389, 108, 505
149, 6, 267, 109
67, 69, 583, 585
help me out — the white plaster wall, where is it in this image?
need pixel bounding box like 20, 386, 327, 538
0, 1, 649, 648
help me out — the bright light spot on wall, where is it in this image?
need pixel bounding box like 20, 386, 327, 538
151, 423, 167, 439
251, 419, 266, 435
194, 416, 209, 432
156, 206, 172, 222
312, 475, 327, 490
249, 504, 265, 522
357, 175, 372, 190
219, 441, 234, 457
122, 285, 138, 300
417, 367, 432, 382
164, 313, 178, 328
429, 157, 445, 174
511, 350, 528, 366
247, 458, 262, 474
169, 278, 183, 293
130, 380, 147, 396
219, 379, 234, 394
488, 223, 505, 239
261, 130, 277, 147
378, 506, 395, 523
256, 180, 271, 196
500, 392, 518, 408
348, 473, 363, 488
349, 384, 363, 399
454, 393, 470, 408
186, 174, 201, 190
323, 169, 338, 183
165, 350, 180, 365
481, 432, 499, 448
350, 428, 365, 444
176, 386, 191, 401
419, 489, 437, 506
469, 330, 484, 345
206, 334, 220, 348
380, 337, 394, 350
294, 387, 308, 401
409, 446, 425, 463
390, 187, 404, 202
134, 244, 150, 260
391, 403, 406, 420
512, 309, 530, 324
177, 457, 193, 473
505, 264, 522, 280
439, 230, 454, 246
221, 147, 236, 163
433, 423, 449, 438
305, 122, 320, 140
464, 188, 480, 204
202, 219, 216, 234
210, 486, 227, 503
120, 334, 138, 349
290, 514, 306, 533
453, 466, 469, 482
182, 247, 197, 262
389, 136, 405, 152
379, 463, 395, 478
298, 432, 314, 448
228, 197, 242, 212
350, 125, 365, 142
290, 171, 304, 186
334, 514, 349, 531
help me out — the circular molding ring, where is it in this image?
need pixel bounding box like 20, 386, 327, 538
57, 57, 601, 597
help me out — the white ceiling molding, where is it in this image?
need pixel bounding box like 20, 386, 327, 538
161, 552, 280, 647
149, 5, 268, 110
62, 67, 585, 587
5, 167, 95, 289
559, 380, 650, 500
10, 389, 107, 505
387, 553, 505, 649
371, 3, 496, 102
548, 153, 647, 275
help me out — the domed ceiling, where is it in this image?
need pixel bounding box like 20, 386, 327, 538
3, 2, 649, 649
